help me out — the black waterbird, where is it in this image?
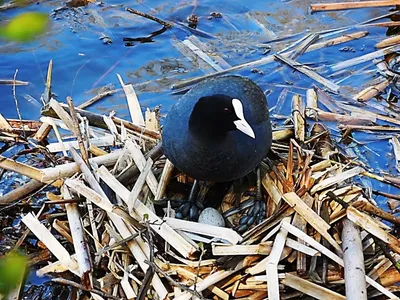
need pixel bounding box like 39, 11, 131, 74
162, 75, 272, 182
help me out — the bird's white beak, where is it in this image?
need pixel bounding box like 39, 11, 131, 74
232, 98, 255, 139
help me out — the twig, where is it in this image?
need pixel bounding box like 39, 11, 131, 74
275, 54, 340, 93
12, 69, 26, 139
327, 191, 349, 208
137, 223, 155, 300
78, 89, 118, 109
67, 96, 89, 164
372, 189, 400, 201
126, 7, 172, 28
69, 148, 103, 257
374, 237, 400, 273
194, 243, 206, 293
0, 179, 44, 205
52, 277, 120, 300
144, 260, 205, 299
12, 204, 46, 252
95, 228, 147, 256
0, 79, 28, 85
42, 60, 52, 105
311, 1, 400, 12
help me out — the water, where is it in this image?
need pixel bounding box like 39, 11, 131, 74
1, 0, 400, 294
0, 2, 399, 209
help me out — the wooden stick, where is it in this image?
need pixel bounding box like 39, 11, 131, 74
306, 88, 318, 118
125, 7, 172, 28
0, 155, 48, 183
116, 74, 145, 127
127, 158, 153, 214
272, 128, 293, 141
0, 179, 44, 204
293, 193, 314, 275
182, 39, 225, 72
311, 167, 364, 194
145, 108, 159, 132
117, 142, 163, 185
267, 225, 289, 300
310, 1, 400, 12
354, 199, 400, 225
292, 95, 305, 142
155, 159, 174, 200
330, 44, 400, 72
342, 218, 367, 300
338, 102, 400, 126
42, 60, 52, 105
63, 186, 92, 289
0, 150, 118, 188
347, 206, 400, 254
45, 117, 68, 156
276, 54, 340, 93
78, 89, 117, 110
165, 217, 242, 245
282, 273, 346, 299
88, 145, 108, 156
49, 99, 75, 132
43, 150, 121, 183
353, 79, 390, 102
0, 79, 28, 85
46, 135, 118, 153
339, 124, 400, 132
283, 192, 341, 252
33, 122, 52, 142
212, 242, 272, 256
0, 113, 12, 134
176, 268, 229, 300
22, 213, 80, 276
261, 171, 283, 205
125, 139, 159, 196
309, 109, 374, 125
362, 21, 400, 27
67, 96, 89, 163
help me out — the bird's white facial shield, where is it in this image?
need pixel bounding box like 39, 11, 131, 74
232, 98, 255, 139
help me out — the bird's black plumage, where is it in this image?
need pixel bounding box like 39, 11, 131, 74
162, 75, 272, 182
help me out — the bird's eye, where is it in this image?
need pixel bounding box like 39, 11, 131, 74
224, 107, 231, 113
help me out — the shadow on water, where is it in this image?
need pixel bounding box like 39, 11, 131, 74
1, 0, 400, 295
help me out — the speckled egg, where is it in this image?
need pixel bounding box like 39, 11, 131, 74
198, 207, 225, 227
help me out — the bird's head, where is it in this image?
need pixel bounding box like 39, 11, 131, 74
189, 94, 255, 139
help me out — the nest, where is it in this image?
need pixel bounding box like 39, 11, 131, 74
2, 2, 400, 299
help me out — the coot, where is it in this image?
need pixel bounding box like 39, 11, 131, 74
162, 75, 272, 182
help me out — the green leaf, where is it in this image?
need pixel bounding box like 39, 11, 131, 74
0, 252, 27, 297
197, 242, 204, 250
396, 260, 400, 270
0, 12, 49, 42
